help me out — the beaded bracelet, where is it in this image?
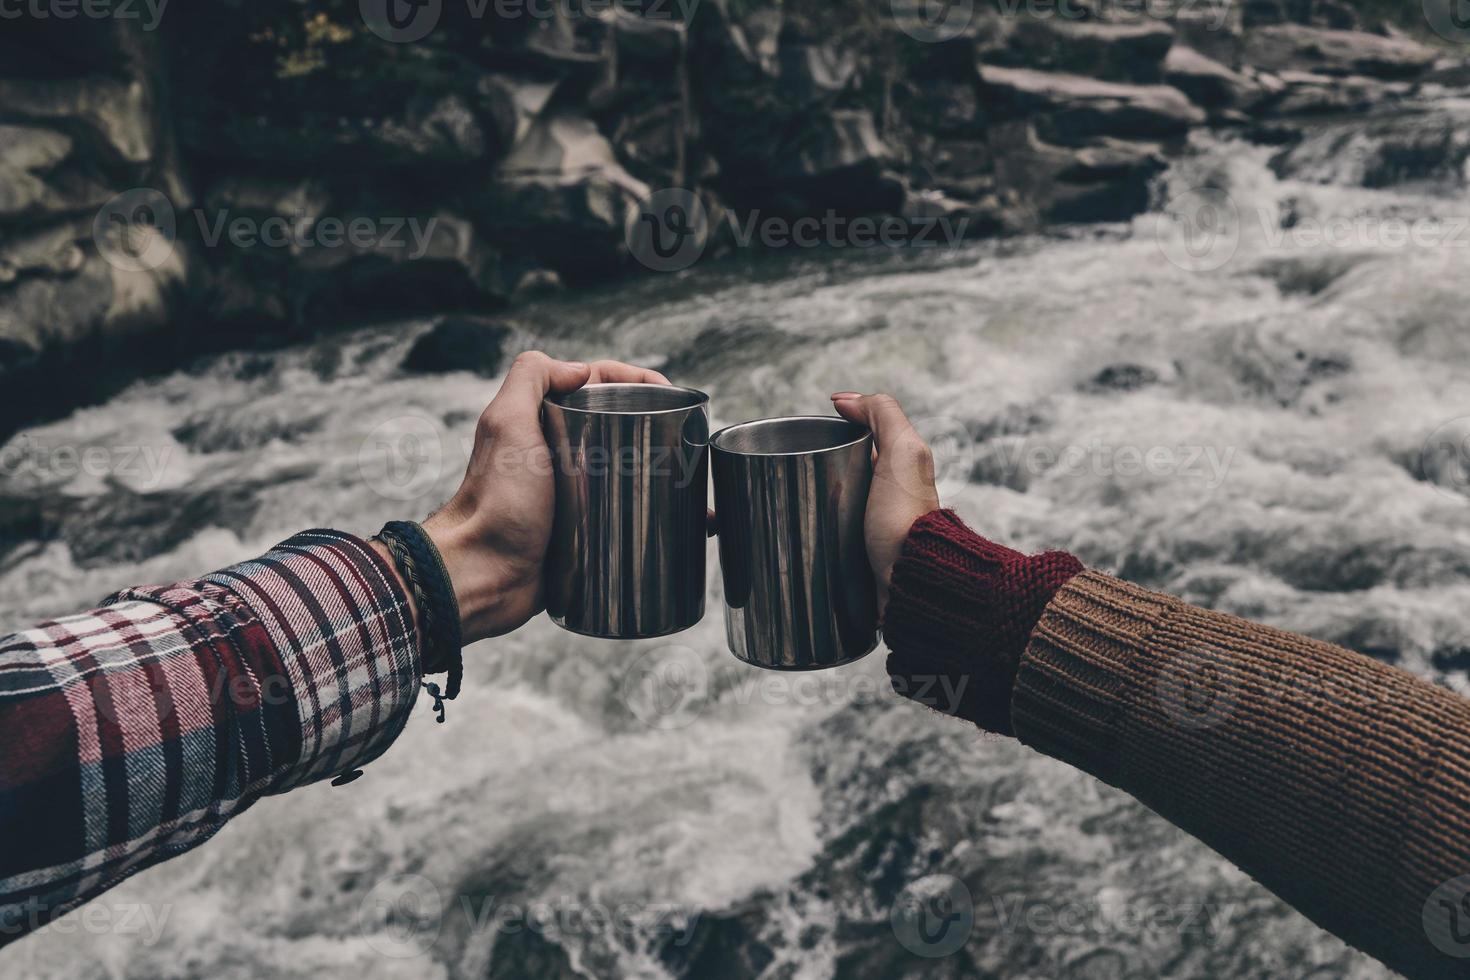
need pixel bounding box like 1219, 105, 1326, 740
374, 521, 463, 715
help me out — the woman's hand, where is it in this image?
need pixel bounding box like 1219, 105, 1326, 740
419, 352, 670, 643
830, 392, 941, 617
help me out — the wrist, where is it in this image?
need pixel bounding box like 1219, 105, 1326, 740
420, 512, 509, 644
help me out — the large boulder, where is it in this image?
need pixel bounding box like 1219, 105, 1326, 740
978, 17, 1176, 85
192, 176, 505, 328
0, 126, 87, 218
0, 76, 154, 168
1241, 25, 1438, 81
1164, 46, 1266, 111
988, 122, 1167, 225
981, 65, 1205, 145
486, 114, 651, 280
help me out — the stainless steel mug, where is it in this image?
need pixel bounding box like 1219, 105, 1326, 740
543, 383, 710, 639
711, 416, 878, 669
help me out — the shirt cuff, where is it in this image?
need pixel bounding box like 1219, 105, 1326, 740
883, 509, 1083, 735
203, 530, 421, 791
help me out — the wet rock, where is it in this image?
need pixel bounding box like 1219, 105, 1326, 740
989, 122, 1167, 225
981, 66, 1204, 146
1241, 25, 1438, 81
1164, 46, 1265, 111
401, 316, 514, 378
778, 41, 861, 106
1087, 364, 1161, 393
0, 75, 154, 167
1174, 6, 1245, 65
487, 114, 651, 280
0, 126, 83, 218
485, 928, 580, 980
171, 403, 326, 454
1266, 70, 1407, 117
607, 6, 686, 63
658, 902, 776, 980
1269, 115, 1470, 188
1431, 647, 1470, 672
60, 482, 264, 570
978, 17, 1176, 85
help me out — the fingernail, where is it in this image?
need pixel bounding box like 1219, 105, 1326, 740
831, 392, 861, 400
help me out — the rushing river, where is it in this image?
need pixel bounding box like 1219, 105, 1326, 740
5, 95, 1470, 979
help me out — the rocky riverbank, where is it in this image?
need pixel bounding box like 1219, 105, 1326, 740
0, 0, 1463, 433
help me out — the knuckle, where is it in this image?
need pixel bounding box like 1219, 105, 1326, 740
513, 350, 548, 369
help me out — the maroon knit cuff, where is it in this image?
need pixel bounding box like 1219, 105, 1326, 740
883, 509, 1083, 736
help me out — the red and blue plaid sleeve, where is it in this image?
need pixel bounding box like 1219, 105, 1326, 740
0, 529, 420, 947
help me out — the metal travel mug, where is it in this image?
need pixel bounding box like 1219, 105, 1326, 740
543, 383, 710, 639
711, 416, 878, 669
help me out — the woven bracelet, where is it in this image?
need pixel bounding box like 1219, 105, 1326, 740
375, 521, 464, 707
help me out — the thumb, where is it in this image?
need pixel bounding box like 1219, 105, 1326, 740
832, 393, 921, 454
495, 351, 591, 415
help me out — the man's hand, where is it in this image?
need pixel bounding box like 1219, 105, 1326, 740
830, 392, 941, 617
418, 352, 670, 643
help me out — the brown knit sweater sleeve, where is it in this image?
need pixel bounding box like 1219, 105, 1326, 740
885, 511, 1470, 980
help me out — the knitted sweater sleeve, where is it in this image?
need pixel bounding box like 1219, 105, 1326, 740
883, 509, 1470, 980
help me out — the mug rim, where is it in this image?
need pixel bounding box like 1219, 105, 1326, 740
546, 382, 710, 416
710, 415, 871, 458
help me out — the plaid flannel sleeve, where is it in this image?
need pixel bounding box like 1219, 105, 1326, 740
0, 529, 420, 947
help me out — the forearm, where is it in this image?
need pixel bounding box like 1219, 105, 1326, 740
884, 510, 1470, 980
0, 530, 419, 946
